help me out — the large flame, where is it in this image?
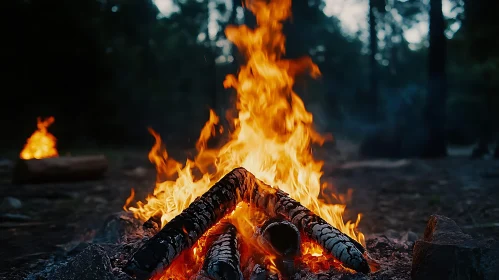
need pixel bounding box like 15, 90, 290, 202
126, 0, 364, 277
20, 117, 59, 160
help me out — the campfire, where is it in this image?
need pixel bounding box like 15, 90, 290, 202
123, 0, 369, 279
13, 117, 108, 184
20, 116, 58, 160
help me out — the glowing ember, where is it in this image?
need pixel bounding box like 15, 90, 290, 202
124, 0, 365, 277
20, 116, 59, 160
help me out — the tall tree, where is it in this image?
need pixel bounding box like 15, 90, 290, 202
422, 0, 447, 157
464, 0, 499, 158
368, 0, 386, 121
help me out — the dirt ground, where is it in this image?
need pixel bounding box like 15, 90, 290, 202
1, 146, 498, 278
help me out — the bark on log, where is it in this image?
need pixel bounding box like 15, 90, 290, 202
12, 155, 108, 184
124, 169, 244, 279
202, 223, 243, 280
124, 168, 368, 279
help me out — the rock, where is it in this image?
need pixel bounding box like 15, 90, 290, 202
47, 244, 114, 280
412, 215, 499, 280
0, 196, 22, 211
401, 230, 418, 243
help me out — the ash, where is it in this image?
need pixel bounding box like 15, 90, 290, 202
21, 212, 413, 280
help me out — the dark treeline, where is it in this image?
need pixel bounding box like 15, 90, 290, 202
1, 0, 497, 158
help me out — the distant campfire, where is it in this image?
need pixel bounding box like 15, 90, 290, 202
20, 116, 58, 160
122, 0, 369, 278
14, 117, 108, 184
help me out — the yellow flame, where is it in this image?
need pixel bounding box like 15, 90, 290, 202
126, 0, 364, 277
20, 116, 59, 160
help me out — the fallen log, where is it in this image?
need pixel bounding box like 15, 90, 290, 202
12, 155, 108, 184
124, 168, 369, 279
201, 223, 243, 280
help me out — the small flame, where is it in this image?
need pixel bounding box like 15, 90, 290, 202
125, 0, 365, 277
123, 188, 135, 211
20, 116, 58, 160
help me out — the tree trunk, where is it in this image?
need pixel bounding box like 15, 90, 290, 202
422, 0, 447, 158
369, 0, 380, 121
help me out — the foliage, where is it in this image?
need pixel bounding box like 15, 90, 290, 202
1, 0, 496, 150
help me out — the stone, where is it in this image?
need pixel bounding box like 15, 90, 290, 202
412, 215, 499, 280
47, 244, 114, 280
0, 196, 22, 211
402, 231, 418, 243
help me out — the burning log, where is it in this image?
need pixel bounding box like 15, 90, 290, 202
12, 155, 108, 184
201, 223, 243, 280
256, 218, 301, 258
124, 168, 368, 279
261, 188, 369, 274
256, 218, 300, 277
124, 169, 243, 279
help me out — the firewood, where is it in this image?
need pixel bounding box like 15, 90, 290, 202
201, 223, 243, 280
256, 218, 301, 258
124, 169, 243, 279
258, 188, 369, 273
12, 155, 108, 184
256, 218, 300, 277
124, 168, 368, 279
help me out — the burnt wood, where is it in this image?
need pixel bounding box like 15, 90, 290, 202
124, 168, 369, 279
256, 218, 300, 277
256, 218, 301, 258
12, 155, 108, 184
202, 223, 243, 280
123, 169, 245, 279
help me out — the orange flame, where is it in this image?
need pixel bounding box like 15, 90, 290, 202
20, 116, 59, 160
125, 0, 364, 277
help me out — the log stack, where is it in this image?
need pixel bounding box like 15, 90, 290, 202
12, 155, 108, 184
124, 168, 369, 279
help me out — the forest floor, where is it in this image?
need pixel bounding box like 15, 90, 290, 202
0, 144, 498, 278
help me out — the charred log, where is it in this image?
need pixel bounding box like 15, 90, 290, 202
201, 223, 243, 280
12, 155, 108, 184
256, 218, 300, 277
261, 188, 369, 274
124, 168, 368, 279
124, 169, 245, 279
257, 218, 301, 258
